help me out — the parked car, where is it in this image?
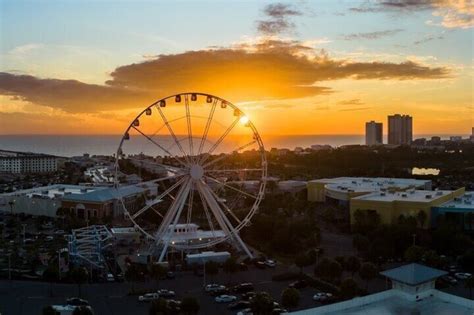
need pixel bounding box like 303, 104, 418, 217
45, 236, 54, 242
215, 295, 237, 303
168, 299, 182, 312
139, 293, 160, 302
106, 273, 115, 282
239, 262, 249, 271
241, 292, 256, 301
455, 272, 472, 280
237, 308, 253, 315
232, 283, 254, 293
272, 308, 288, 314
313, 292, 333, 301
157, 289, 176, 298
166, 271, 175, 279
289, 280, 307, 289
264, 259, 276, 268
66, 298, 89, 306
442, 275, 458, 284
228, 300, 251, 310
210, 287, 230, 296
205, 283, 226, 292
255, 261, 266, 269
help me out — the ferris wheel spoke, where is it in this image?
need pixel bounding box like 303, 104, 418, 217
155, 104, 191, 165
131, 177, 187, 220
197, 98, 217, 157
186, 182, 195, 226
202, 140, 257, 169
184, 95, 194, 159
196, 186, 217, 237
157, 179, 192, 262
205, 168, 263, 174
131, 126, 188, 168
204, 175, 258, 200
200, 116, 240, 164
206, 183, 242, 225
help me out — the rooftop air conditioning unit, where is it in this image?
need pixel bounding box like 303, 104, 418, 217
465, 200, 472, 205
425, 195, 432, 199
436, 191, 443, 196
401, 194, 407, 198
380, 192, 386, 196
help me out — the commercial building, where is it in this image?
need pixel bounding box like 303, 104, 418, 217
365, 121, 383, 146
432, 192, 474, 230
388, 114, 413, 145
307, 177, 431, 203
0, 183, 151, 219
350, 188, 465, 228
0, 149, 57, 174
291, 263, 474, 315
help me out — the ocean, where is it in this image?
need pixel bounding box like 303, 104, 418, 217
0, 134, 463, 157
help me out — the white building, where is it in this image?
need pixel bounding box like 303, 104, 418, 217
291, 263, 474, 315
307, 177, 432, 203
0, 149, 57, 174
161, 224, 225, 247
186, 251, 230, 265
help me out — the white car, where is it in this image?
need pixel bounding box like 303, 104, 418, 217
313, 292, 333, 301
264, 260, 276, 268
205, 284, 226, 292
138, 293, 160, 302
215, 295, 237, 303
157, 289, 175, 298
455, 272, 472, 280
237, 308, 253, 315
106, 273, 115, 282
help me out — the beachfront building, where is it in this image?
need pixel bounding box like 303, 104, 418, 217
431, 192, 474, 230
0, 149, 57, 174
365, 121, 383, 146
307, 177, 432, 204
350, 188, 465, 229
291, 263, 474, 315
388, 114, 413, 145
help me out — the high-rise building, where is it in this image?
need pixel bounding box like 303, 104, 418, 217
388, 114, 413, 145
365, 121, 383, 145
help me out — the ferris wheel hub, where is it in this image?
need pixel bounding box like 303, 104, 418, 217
189, 164, 204, 180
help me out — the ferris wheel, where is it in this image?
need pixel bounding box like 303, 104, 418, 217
115, 93, 267, 262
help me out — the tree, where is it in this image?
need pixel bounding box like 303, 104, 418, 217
404, 245, 425, 263
340, 278, 359, 299
465, 276, 474, 300
149, 298, 169, 315
205, 261, 219, 278
42, 306, 59, 315
150, 264, 166, 283
352, 234, 370, 254
281, 288, 300, 310
223, 257, 238, 283
345, 256, 361, 276
416, 210, 427, 229
250, 292, 274, 315
180, 296, 200, 315
359, 262, 377, 290
43, 266, 59, 297
314, 258, 332, 279
72, 306, 93, 315
69, 267, 88, 298
295, 253, 311, 274
327, 260, 342, 282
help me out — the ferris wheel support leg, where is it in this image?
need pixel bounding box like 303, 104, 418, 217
199, 183, 254, 259
157, 180, 192, 263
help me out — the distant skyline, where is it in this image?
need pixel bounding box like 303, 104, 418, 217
0, 0, 473, 135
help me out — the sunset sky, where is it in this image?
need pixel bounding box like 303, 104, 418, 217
0, 0, 473, 136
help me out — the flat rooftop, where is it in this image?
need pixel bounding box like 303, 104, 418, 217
310, 177, 431, 194
1, 184, 105, 199
291, 289, 474, 315
436, 192, 474, 210
352, 190, 454, 203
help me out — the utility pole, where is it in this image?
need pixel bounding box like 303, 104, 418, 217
22, 224, 27, 244
58, 251, 61, 281
412, 233, 417, 246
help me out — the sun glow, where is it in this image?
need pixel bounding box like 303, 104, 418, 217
239, 116, 250, 125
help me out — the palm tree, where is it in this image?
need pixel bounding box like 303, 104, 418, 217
417, 210, 427, 229
359, 262, 377, 291
222, 257, 238, 284
465, 276, 474, 299
69, 267, 88, 297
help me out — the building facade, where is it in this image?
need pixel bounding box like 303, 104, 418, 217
388, 114, 413, 145
0, 150, 57, 174
365, 121, 383, 145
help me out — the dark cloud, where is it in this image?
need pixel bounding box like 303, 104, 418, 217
0, 39, 451, 113
413, 34, 444, 45
342, 29, 403, 40
337, 99, 365, 106
350, 0, 438, 13
257, 3, 302, 35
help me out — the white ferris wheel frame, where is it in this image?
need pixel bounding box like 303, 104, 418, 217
114, 92, 267, 262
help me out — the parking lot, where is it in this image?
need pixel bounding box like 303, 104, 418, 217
0, 262, 332, 315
